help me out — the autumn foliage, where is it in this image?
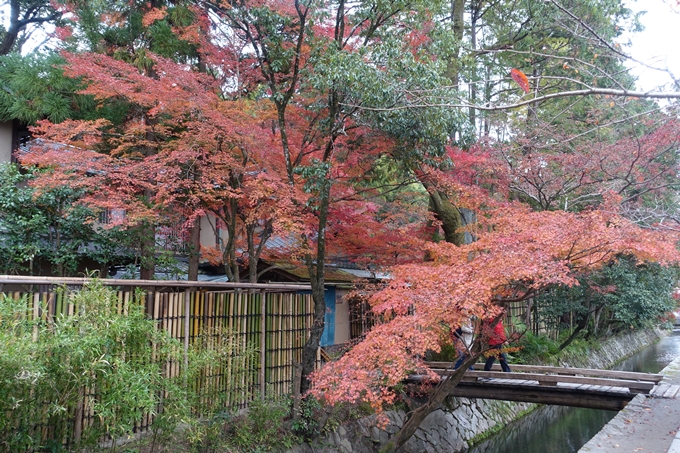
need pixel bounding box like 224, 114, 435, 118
310, 197, 680, 411
13, 1, 680, 441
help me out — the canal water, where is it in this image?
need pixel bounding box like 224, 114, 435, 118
464, 329, 680, 453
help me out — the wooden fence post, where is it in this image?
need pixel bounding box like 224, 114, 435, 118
260, 289, 266, 399
184, 288, 190, 376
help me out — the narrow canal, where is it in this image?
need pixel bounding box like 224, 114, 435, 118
464, 329, 680, 453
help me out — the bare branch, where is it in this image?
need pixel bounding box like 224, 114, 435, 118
345, 86, 680, 113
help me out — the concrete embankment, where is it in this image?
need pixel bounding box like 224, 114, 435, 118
291, 328, 667, 453
579, 351, 680, 453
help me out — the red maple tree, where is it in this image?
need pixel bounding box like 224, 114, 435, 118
310, 192, 680, 449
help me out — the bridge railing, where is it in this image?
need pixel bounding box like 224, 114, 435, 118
424, 362, 662, 391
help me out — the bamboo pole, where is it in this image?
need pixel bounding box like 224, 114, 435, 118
32, 292, 39, 341
55, 290, 62, 317
46, 290, 55, 320
278, 294, 282, 392
241, 291, 248, 407
260, 289, 266, 399
176, 292, 183, 341
227, 292, 234, 409
159, 292, 167, 335
193, 290, 200, 342
184, 288, 190, 377
286, 292, 293, 392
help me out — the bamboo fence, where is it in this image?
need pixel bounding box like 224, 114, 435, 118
348, 296, 376, 341
0, 276, 316, 438
505, 298, 560, 339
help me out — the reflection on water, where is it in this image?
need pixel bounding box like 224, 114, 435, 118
613, 329, 680, 373
464, 330, 680, 453
465, 405, 615, 453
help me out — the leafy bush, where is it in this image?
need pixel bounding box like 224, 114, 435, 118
0, 280, 183, 451
512, 330, 561, 364
0, 280, 308, 453
229, 397, 295, 452
601, 260, 678, 328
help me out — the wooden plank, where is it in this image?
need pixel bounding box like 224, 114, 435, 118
428, 361, 663, 382
425, 361, 664, 383
0, 275, 312, 292
663, 385, 680, 398
433, 370, 654, 392
653, 384, 670, 397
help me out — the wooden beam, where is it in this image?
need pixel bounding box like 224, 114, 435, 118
0, 275, 312, 292
448, 382, 631, 411
437, 370, 655, 392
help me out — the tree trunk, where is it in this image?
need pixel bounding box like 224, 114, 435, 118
417, 171, 466, 246
382, 176, 477, 448
559, 313, 589, 350
0, 0, 21, 56
187, 219, 200, 281
525, 298, 533, 329
429, 190, 466, 246
446, 0, 465, 87
300, 178, 331, 394
300, 274, 327, 393
139, 224, 156, 280
469, 6, 478, 129
593, 306, 604, 337
380, 355, 478, 452
139, 183, 156, 280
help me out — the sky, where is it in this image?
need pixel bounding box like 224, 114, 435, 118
625, 0, 680, 91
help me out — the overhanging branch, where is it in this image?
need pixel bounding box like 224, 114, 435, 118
343, 87, 680, 113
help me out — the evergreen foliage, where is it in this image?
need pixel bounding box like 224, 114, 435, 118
0, 162, 132, 275
536, 255, 679, 339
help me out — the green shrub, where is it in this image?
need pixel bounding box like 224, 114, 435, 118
0, 280, 303, 453
0, 280, 184, 452
513, 330, 560, 364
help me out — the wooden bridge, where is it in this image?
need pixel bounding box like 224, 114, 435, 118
413, 362, 667, 411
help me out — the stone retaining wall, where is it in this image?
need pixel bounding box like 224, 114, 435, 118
292, 328, 667, 453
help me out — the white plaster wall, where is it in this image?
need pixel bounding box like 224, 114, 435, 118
334, 288, 350, 344
199, 214, 219, 248
0, 121, 13, 163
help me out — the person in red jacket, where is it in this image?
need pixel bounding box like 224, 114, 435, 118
483, 319, 511, 372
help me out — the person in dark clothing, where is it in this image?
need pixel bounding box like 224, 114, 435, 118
484, 319, 511, 372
